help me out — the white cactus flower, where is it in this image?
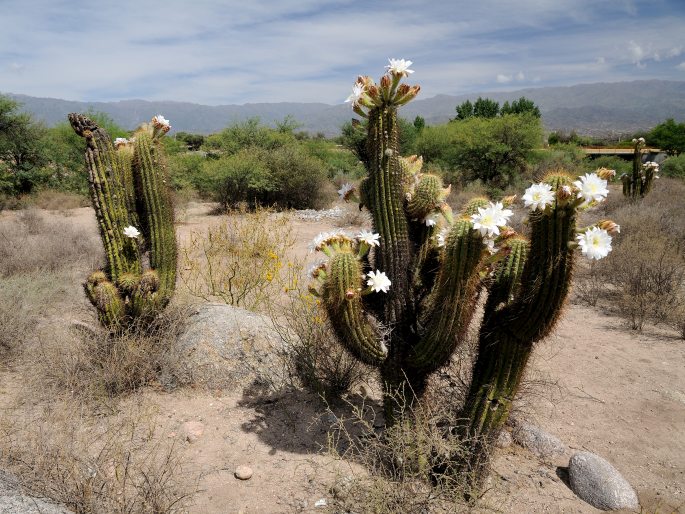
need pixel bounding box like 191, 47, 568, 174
577, 227, 612, 260
366, 270, 391, 293
345, 82, 365, 105
522, 182, 555, 211
423, 214, 437, 227
123, 225, 140, 239
114, 137, 129, 147
386, 58, 414, 77
152, 114, 170, 129
309, 232, 333, 252
307, 260, 327, 278
638, 137, 646, 144
484, 237, 497, 254
337, 183, 355, 200
357, 230, 380, 247
470, 201, 513, 238
573, 173, 609, 204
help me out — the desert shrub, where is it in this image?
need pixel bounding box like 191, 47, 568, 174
166, 151, 209, 193
263, 143, 333, 209
414, 114, 542, 188
0, 401, 195, 513
0, 209, 102, 277
269, 289, 371, 401
205, 149, 275, 209
180, 209, 296, 311
303, 138, 366, 179
528, 144, 586, 178
660, 154, 685, 179
29, 189, 90, 210
204, 117, 295, 154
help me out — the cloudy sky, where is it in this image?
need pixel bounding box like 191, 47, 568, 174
1, 0, 684, 105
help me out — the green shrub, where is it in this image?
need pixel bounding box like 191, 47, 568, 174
583, 155, 631, 176
167, 152, 210, 194
205, 149, 275, 209
660, 154, 685, 179
528, 144, 586, 177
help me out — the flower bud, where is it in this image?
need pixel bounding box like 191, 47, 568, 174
557, 184, 574, 201
380, 74, 392, 90
598, 220, 620, 235
596, 167, 616, 180
345, 289, 356, 300
502, 195, 517, 207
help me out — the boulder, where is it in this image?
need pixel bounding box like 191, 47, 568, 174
176, 303, 284, 389
0, 470, 70, 514
512, 421, 567, 460
568, 451, 639, 511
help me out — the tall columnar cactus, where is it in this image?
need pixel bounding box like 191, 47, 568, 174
69, 113, 177, 330
622, 137, 659, 198
310, 60, 619, 475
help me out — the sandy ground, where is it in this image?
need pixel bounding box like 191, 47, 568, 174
1, 202, 684, 513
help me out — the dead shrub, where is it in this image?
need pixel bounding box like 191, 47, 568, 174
31, 190, 90, 211
0, 401, 196, 513
269, 287, 372, 402
34, 304, 192, 402
180, 208, 295, 312
0, 209, 102, 277
327, 392, 477, 513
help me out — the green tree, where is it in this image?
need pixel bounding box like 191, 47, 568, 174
501, 96, 541, 118
648, 118, 685, 155
175, 131, 205, 151
0, 95, 49, 195
473, 97, 500, 118
413, 115, 426, 132
454, 99, 474, 120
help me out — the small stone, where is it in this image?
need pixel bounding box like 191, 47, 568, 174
568, 451, 639, 511
235, 465, 253, 480
314, 498, 327, 507
182, 421, 205, 443
512, 421, 567, 460
495, 429, 513, 448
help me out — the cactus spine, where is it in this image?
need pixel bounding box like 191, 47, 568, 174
70, 114, 176, 330
312, 61, 618, 480
622, 137, 658, 198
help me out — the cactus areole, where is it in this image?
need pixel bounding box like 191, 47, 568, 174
312, 61, 618, 477
70, 113, 177, 331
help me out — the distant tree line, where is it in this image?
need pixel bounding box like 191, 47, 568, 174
453, 96, 541, 121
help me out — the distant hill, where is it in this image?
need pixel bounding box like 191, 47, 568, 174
5, 80, 685, 137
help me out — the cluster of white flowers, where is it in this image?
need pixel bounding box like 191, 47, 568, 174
574, 173, 609, 204
632, 137, 646, 144
642, 161, 659, 171
114, 137, 130, 147
522, 182, 555, 211
470, 201, 513, 238
152, 114, 170, 130
577, 227, 612, 260
123, 225, 140, 239
357, 230, 380, 247
386, 58, 414, 77
366, 270, 391, 293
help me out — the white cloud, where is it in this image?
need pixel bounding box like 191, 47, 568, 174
516, 71, 525, 81
496, 74, 512, 83
676, 62, 685, 71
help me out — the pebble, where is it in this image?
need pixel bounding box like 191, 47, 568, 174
182, 421, 205, 443
235, 465, 253, 480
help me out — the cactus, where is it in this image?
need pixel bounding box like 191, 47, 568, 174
622, 137, 659, 198
69, 113, 176, 331
311, 60, 618, 479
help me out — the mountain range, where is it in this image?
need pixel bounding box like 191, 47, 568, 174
5, 80, 685, 137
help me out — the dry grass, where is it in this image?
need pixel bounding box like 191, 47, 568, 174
0, 208, 102, 277
30, 190, 90, 211
0, 399, 196, 513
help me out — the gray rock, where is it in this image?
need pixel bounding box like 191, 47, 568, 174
568, 451, 639, 511
0, 470, 70, 514
176, 303, 285, 389
495, 429, 513, 448
512, 422, 567, 460
182, 421, 205, 443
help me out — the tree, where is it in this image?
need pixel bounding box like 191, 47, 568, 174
648, 118, 685, 155
454, 99, 474, 120
175, 131, 205, 151
473, 97, 500, 118
413, 115, 425, 132
501, 96, 541, 118
0, 95, 49, 195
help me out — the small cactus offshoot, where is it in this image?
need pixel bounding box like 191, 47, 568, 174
70, 113, 177, 331
310, 60, 619, 482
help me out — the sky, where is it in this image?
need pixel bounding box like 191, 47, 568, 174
1, 0, 684, 105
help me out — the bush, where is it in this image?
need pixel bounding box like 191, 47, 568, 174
582, 155, 631, 177
660, 154, 685, 179
205, 149, 275, 209
528, 144, 586, 178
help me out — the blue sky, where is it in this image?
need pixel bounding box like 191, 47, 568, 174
1, 0, 684, 105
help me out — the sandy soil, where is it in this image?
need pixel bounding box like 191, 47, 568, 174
1, 202, 684, 513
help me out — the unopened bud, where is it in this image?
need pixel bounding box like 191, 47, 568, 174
345, 289, 356, 300
557, 185, 573, 201
598, 220, 620, 235
384, 148, 393, 157
499, 228, 517, 239
502, 195, 517, 207
596, 167, 616, 180
380, 74, 392, 90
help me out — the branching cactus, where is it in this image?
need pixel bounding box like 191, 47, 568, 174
69, 113, 177, 331
622, 137, 659, 198
310, 61, 619, 474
